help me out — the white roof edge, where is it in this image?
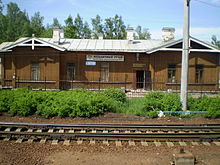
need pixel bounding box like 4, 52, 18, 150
1, 37, 66, 52
146, 36, 220, 54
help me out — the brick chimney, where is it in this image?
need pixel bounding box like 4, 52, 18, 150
162, 27, 175, 41
53, 28, 64, 44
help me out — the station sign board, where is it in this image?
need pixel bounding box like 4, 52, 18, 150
85, 60, 96, 66
86, 55, 124, 62
133, 63, 147, 68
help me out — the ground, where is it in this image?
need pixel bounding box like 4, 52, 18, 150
0, 112, 220, 165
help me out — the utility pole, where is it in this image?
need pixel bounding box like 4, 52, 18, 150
180, 0, 190, 111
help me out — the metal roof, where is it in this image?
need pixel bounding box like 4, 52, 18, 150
0, 36, 219, 53
0, 37, 165, 53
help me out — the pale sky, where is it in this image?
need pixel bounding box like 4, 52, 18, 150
2, 0, 220, 41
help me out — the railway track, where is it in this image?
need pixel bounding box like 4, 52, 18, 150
1, 122, 220, 147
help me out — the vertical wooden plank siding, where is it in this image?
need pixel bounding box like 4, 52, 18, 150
0, 46, 219, 91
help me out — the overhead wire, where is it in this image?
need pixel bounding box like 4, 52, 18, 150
193, 0, 220, 9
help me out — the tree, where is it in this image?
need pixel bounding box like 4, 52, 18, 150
74, 14, 84, 38
5, 3, 30, 41
0, 0, 3, 14
104, 17, 114, 39
135, 25, 151, 40
82, 21, 91, 39
211, 35, 220, 48
104, 14, 126, 39
52, 17, 61, 28
91, 15, 104, 39
30, 12, 44, 37
0, 0, 6, 43
40, 24, 52, 38
113, 15, 126, 39
73, 14, 91, 39
64, 15, 76, 38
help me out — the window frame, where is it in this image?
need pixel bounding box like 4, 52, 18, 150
67, 63, 75, 80
100, 63, 109, 82
167, 64, 176, 83
195, 64, 204, 83
31, 62, 40, 81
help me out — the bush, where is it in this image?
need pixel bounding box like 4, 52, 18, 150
143, 91, 181, 113
35, 89, 117, 118
0, 89, 219, 119
160, 93, 181, 112
100, 88, 126, 103
0, 90, 14, 112
8, 88, 41, 116
143, 91, 165, 111
146, 111, 158, 118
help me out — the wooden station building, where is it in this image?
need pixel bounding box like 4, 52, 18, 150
0, 28, 219, 91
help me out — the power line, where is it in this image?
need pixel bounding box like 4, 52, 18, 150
194, 0, 220, 9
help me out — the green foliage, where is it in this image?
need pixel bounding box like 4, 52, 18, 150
0, 89, 219, 119
143, 91, 165, 111
135, 25, 151, 40
91, 15, 104, 39
30, 12, 44, 37
35, 89, 117, 118
0, 90, 14, 112
189, 96, 220, 118
146, 111, 158, 118
0, 1, 154, 43
211, 35, 220, 48
104, 14, 126, 39
100, 88, 126, 103
64, 15, 77, 38
143, 91, 181, 113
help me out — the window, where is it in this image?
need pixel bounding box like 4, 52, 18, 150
195, 64, 203, 83
67, 63, 75, 80
100, 63, 109, 82
168, 64, 176, 83
31, 63, 40, 81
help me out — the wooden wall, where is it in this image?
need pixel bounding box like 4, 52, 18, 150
0, 46, 219, 91
151, 51, 219, 91
1, 47, 60, 89
60, 51, 150, 89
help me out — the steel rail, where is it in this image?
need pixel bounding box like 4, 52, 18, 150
0, 122, 220, 142
1, 131, 220, 140
1, 122, 220, 129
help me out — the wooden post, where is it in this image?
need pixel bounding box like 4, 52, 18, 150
124, 74, 128, 91
12, 55, 16, 88
0, 55, 4, 87
44, 76, 46, 91
98, 78, 101, 91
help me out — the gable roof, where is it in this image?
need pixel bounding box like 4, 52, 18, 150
1, 37, 66, 52
146, 36, 220, 54
0, 36, 219, 53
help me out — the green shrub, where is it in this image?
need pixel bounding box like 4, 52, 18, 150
35, 92, 58, 118
0, 90, 14, 112
143, 92, 181, 113
146, 110, 158, 118
1, 88, 219, 119
202, 97, 220, 118
35, 89, 117, 118
8, 88, 40, 116
100, 88, 126, 103
143, 91, 165, 111
160, 93, 181, 112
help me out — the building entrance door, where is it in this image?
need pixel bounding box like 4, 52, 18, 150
136, 70, 151, 90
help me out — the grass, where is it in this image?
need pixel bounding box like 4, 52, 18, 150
115, 97, 146, 116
